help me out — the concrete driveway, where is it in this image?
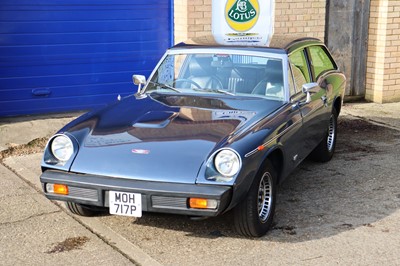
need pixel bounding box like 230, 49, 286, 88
1, 103, 400, 265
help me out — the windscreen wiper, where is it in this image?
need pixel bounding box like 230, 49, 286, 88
148, 81, 181, 93
193, 87, 234, 96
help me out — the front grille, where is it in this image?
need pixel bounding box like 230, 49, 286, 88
151, 196, 187, 210
68, 186, 98, 202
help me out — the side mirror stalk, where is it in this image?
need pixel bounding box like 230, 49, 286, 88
132, 75, 147, 93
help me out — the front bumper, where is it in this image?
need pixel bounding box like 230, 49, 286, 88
40, 170, 232, 217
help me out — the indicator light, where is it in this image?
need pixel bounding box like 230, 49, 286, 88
189, 198, 218, 209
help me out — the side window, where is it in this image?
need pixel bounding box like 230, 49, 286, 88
289, 50, 311, 92
308, 45, 336, 78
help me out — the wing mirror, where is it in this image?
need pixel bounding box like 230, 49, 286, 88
302, 82, 320, 94
301, 82, 319, 105
293, 82, 320, 109
132, 75, 146, 93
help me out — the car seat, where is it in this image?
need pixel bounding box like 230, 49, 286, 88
252, 60, 284, 99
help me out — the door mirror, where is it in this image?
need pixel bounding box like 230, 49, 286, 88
302, 82, 319, 105
293, 82, 320, 109
302, 82, 319, 94
132, 75, 146, 93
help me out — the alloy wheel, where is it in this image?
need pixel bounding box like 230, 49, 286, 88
258, 172, 273, 223
327, 114, 336, 152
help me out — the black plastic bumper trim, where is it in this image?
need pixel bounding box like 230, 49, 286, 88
40, 170, 232, 217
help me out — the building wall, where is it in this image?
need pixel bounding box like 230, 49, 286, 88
174, 0, 326, 44
174, 0, 210, 43
174, 0, 400, 103
274, 0, 325, 39
366, 0, 400, 103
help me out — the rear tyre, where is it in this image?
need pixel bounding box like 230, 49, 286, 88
65, 202, 106, 216
310, 108, 338, 163
233, 160, 277, 237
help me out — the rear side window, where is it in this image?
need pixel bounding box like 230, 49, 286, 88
289, 49, 310, 91
308, 46, 336, 78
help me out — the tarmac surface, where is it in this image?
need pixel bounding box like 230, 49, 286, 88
0, 102, 399, 265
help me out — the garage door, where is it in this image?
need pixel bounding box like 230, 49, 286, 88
0, 0, 172, 116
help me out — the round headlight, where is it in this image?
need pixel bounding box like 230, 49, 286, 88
51, 135, 74, 162
214, 149, 241, 177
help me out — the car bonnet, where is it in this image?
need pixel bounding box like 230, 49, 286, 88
66, 93, 282, 184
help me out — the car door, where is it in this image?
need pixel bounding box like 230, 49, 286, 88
289, 48, 330, 156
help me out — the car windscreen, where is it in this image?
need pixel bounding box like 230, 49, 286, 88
145, 53, 284, 101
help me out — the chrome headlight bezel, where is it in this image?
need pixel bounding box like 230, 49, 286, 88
213, 148, 242, 178
50, 135, 74, 162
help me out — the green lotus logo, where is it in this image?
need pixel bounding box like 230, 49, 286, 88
225, 0, 260, 32
228, 0, 257, 22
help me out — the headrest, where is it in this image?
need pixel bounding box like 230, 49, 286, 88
211, 56, 233, 68
265, 60, 283, 83
266, 60, 282, 72
189, 57, 212, 76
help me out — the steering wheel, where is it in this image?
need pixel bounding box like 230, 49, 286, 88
251, 79, 268, 95
173, 79, 202, 89
207, 77, 224, 91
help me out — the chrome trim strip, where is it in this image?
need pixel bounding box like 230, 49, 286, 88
245, 119, 302, 158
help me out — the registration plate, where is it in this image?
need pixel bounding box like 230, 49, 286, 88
109, 191, 142, 217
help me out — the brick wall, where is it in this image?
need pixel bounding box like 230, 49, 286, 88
274, 0, 325, 39
366, 0, 400, 103
174, 0, 326, 44
174, 0, 211, 43
174, 0, 189, 42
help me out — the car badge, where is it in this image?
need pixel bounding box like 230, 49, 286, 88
131, 149, 150, 155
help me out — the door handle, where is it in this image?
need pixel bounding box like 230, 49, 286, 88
321, 96, 328, 106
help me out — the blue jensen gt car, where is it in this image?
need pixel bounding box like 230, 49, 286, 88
40, 36, 346, 237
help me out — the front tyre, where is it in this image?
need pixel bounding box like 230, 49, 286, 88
233, 160, 277, 237
310, 108, 338, 162
65, 202, 106, 216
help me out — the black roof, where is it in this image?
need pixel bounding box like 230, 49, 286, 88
172, 35, 323, 53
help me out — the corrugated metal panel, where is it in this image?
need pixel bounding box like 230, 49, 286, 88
0, 0, 172, 116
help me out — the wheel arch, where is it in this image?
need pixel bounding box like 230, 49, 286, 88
265, 148, 284, 185
232, 147, 282, 237
333, 96, 342, 115
227, 146, 284, 212
256, 147, 284, 185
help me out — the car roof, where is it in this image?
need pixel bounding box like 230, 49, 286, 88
172, 35, 323, 54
